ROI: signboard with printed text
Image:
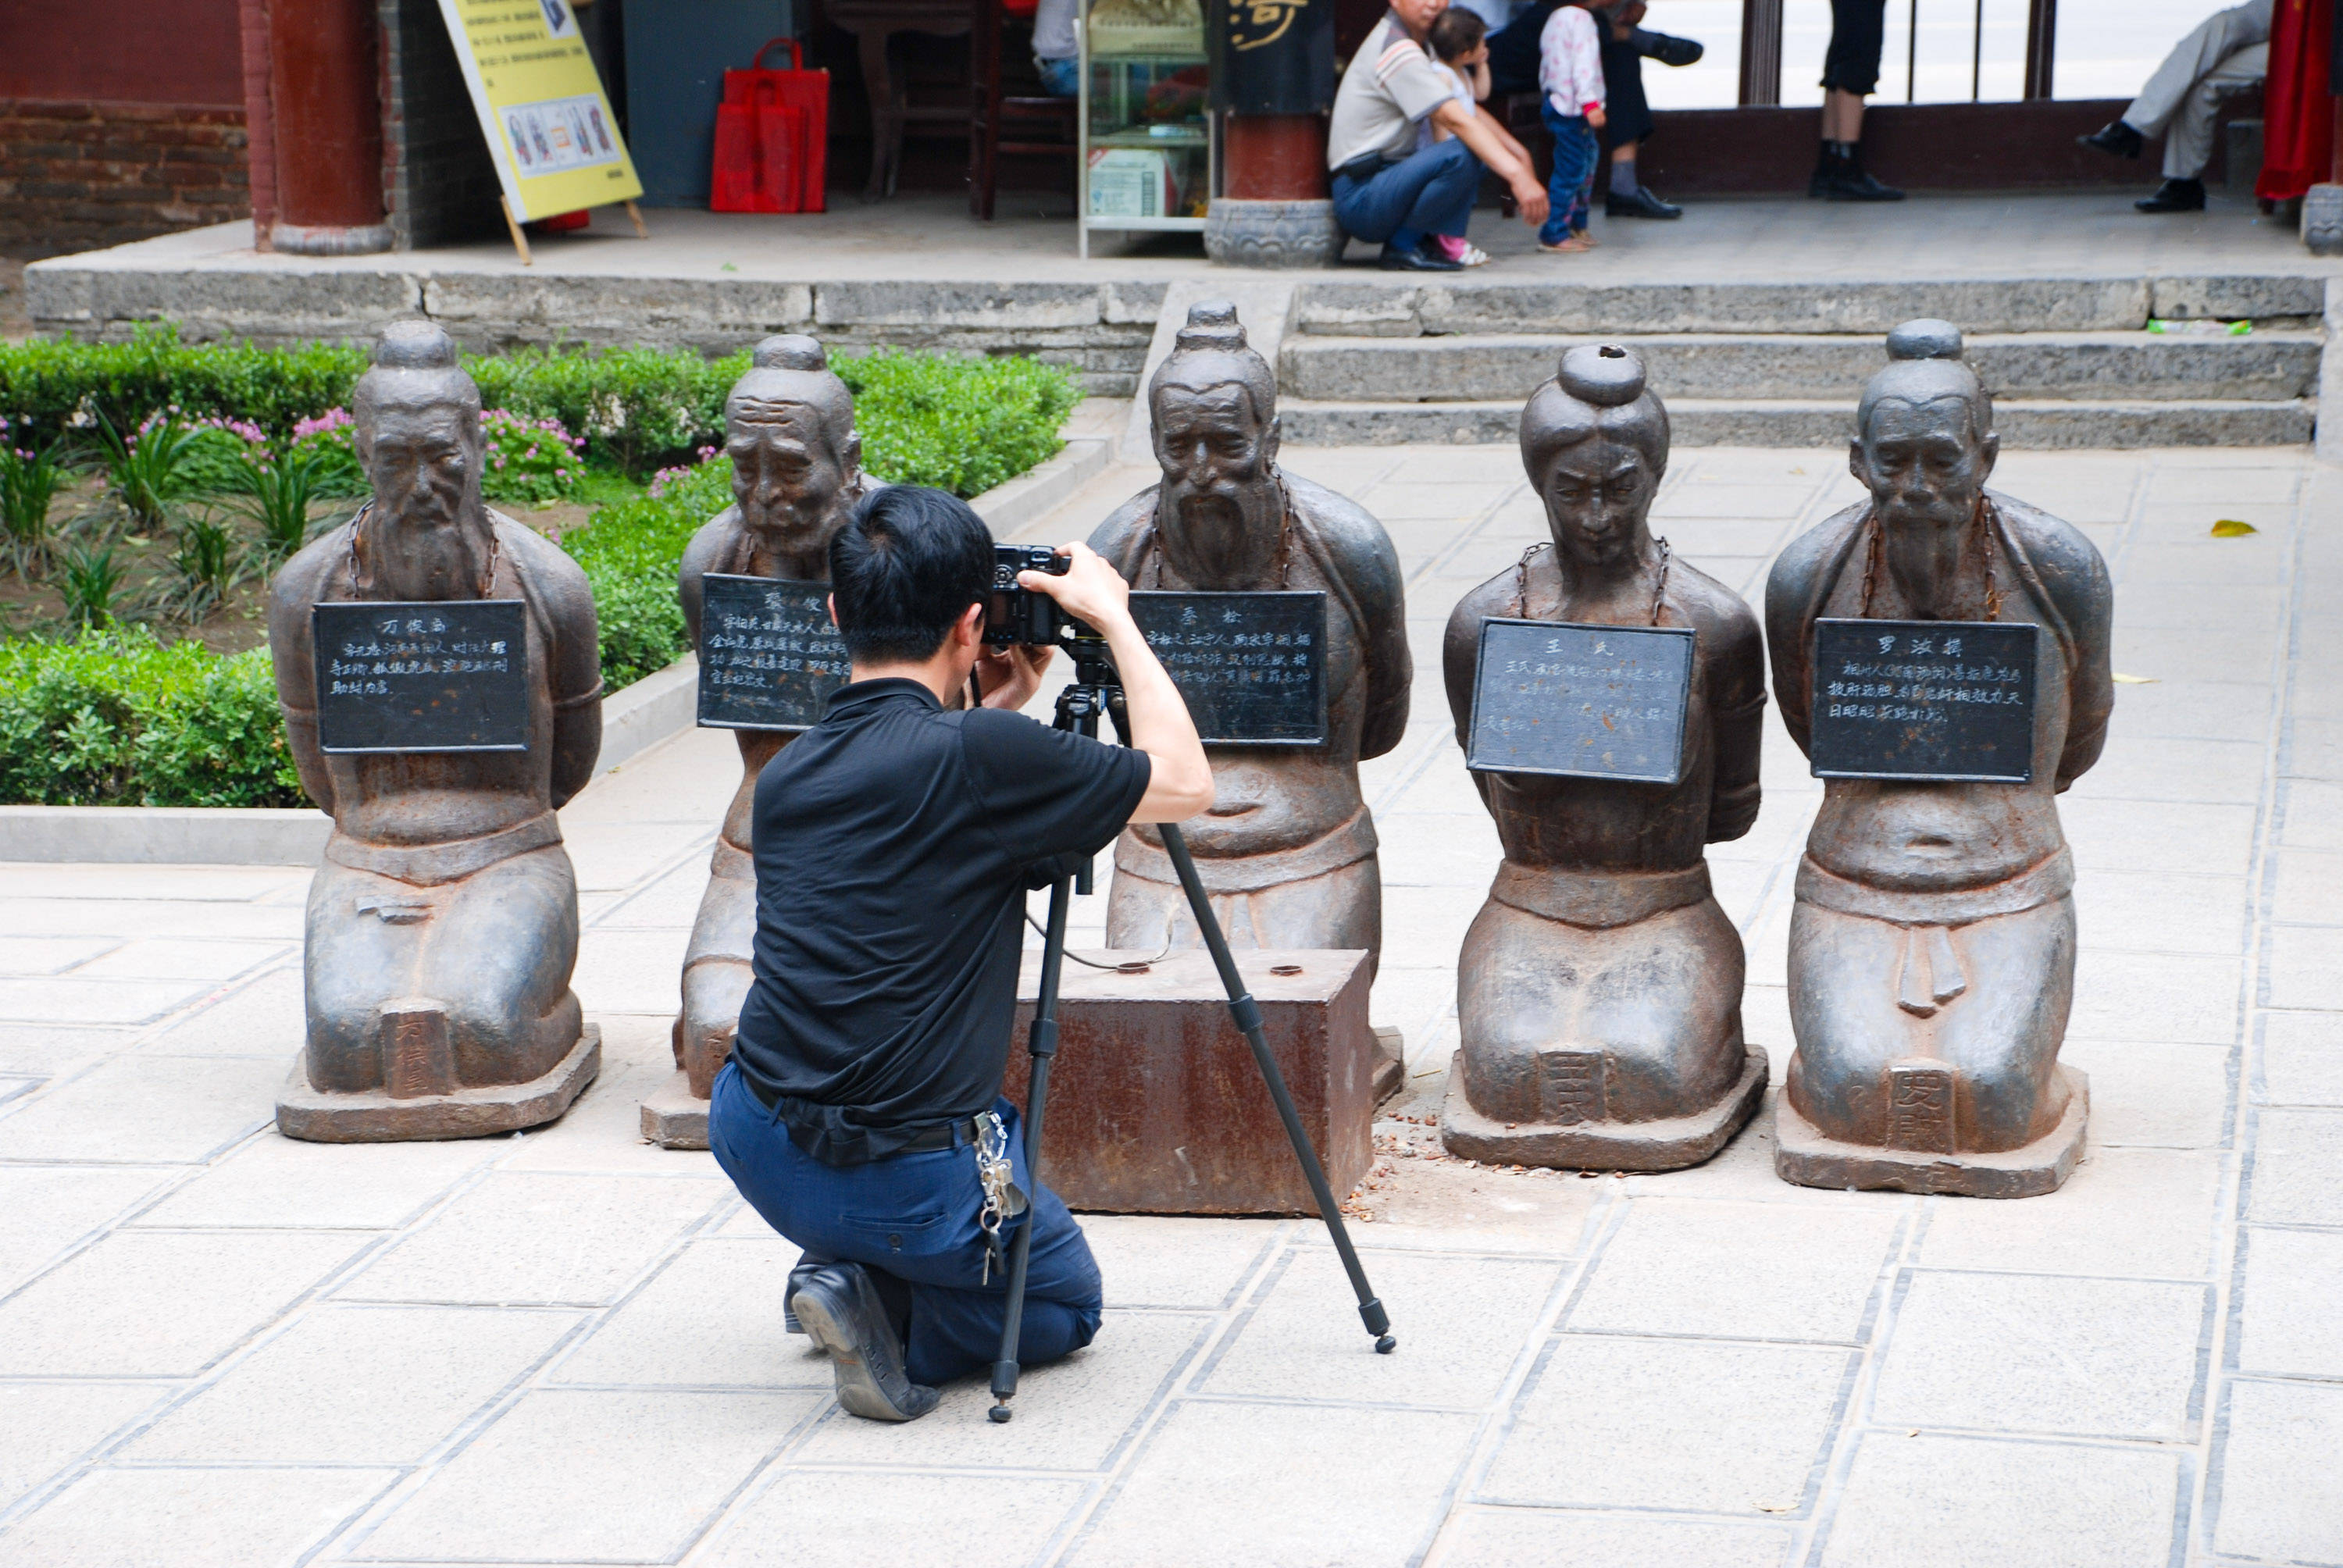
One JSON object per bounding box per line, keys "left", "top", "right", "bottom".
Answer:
{"left": 434, "top": 0, "right": 643, "bottom": 222}
{"left": 1806, "top": 619, "right": 2039, "bottom": 783}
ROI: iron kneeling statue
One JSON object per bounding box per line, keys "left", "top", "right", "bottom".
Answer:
{"left": 1764, "top": 320, "right": 2113, "bottom": 1196}
{"left": 1440, "top": 344, "right": 1769, "bottom": 1171}
{"left": 270, "top": 320, "right": 604, "bottom": 1141}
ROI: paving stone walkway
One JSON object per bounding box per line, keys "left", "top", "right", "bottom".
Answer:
{"left": 0, "top": 441, "right": 2337, "bottom": 1567}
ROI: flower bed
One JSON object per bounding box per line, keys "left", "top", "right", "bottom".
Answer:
{"left": 0, "top": 332, "right": 1084, "bottom": 804}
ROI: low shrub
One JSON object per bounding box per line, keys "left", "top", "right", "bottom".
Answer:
{"left": 562, "top": 457, "right": 731, "bottom": 691}
{"left": 0, "top": 629, "right": 301, "bottom": 806}
{"left": 837, "top": 350, "right": 1080, "bottom": 498}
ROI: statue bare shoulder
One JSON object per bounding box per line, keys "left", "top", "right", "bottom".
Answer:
{"left": 678, "top": 504, "right": 747, "bottom": 646}
{"left": 1441, "top": 570, "right": 1521, "bottom": 743}
{"left": 1764, "top": 500, "right": 1868, "bottom": 752}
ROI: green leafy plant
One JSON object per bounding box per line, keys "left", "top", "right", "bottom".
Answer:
{"left": 55, "top": 542, "right": 129, "bottom": 629}
{"left": 837, "top": 350, "right": 1079, "bottom": 497}
{"left": 0, "top": 627, "right": 301, "bottom": 806}
{"left": 561, "top": 458, "right": 731, "bottom": 690}
{"left": 0, "top": 433, "right": 68, "bottom": 574}
{"left": 165, "top": 510, "right": 241, "bottom": 623}
{"left": 238, "top": 447, "right": 331, "bottom": 564}
{"left": 93, "top": 411, "right": 202, "bottom": 530}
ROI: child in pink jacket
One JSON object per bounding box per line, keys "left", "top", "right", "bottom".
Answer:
{"left": 1537, "top": 0, "right": 1610, "bottom": 251}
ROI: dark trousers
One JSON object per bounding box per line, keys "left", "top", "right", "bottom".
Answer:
{"left": 1822, "top": 0, "right": 1887, "bottom": 94}
{"left": 1487, "top": 0, "right": 1555, "bottom": 96}
{"left": 1541, "top": 102, "right": 1599, "bottom": 242}
{"left": 1330, "top": 137, "right": 1484, "bottom": 252}
{"left": 708, "top": 1061, "right": 1103, "bottom": 1386}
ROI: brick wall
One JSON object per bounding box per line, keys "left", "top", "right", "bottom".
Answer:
{"left": 0, "top": 100, "right": 248, "bottom": 259}
{"left": 380, "top": 0, "right": 502, "bottom": 250}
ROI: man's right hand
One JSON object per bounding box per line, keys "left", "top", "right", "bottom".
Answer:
{"left": 1019, "top": 541, "right": 1132, "bottom": 631}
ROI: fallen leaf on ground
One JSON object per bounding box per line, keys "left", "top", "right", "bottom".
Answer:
{"left": 2211, "top": 519, "right": 2258, "bottom": 537}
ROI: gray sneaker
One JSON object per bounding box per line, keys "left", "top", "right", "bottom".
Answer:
{"left": 790, "top": 1263, "right": 940, "bottom": 1423}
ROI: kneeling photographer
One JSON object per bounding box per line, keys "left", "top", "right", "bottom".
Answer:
{"left": 710, "top": 484, "right": 1213, "bottom": 1423}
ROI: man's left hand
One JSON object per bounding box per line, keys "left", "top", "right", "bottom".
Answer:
{"left": 975, "top": 640, "right": 1054, "bottom": 710}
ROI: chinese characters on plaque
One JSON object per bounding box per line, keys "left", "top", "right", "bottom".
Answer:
{"left": 696, "top": 573, "right": 851, "bottom": 731}
{"left": 1807, "top": 618, "right": 2038, "bottom": 782}
{"left": 312, "top": 600, "right": 530, "bottom": 753}
{"left": 1128, "top": 590, "right": 1328, "bottom": 744}
{"left": 1465, "top": 618, "right": 1695, "bottom": 786}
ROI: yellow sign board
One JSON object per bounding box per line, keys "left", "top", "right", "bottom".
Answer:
{"left": 436, "top": 0, "right": 643, "bottom": 222}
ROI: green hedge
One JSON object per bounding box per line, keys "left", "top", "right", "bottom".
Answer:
{"left": 0, "top": 629, "right": 302, "bottom": 807}
{"left": 0, "top": 326, "right": 1079, "bottom": 487}
{"left": 562, "top": 460, "right": 733, "bottom": 692}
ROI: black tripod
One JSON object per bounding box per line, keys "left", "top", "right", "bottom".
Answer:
{"left": 989, "top": 637, "right": 1395, "bottom": 1424}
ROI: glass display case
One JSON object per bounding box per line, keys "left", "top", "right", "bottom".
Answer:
{"left": 1075, "top": 5, "right": 1213, "bottom": 257}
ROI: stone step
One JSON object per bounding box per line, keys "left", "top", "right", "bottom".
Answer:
{"left": 1281, "top": 331, "right": 2323, "bottom": 404}
{"left": 1287, "top": 274, "right": 2329, "bottom": 337}
{"left": 1278, "top": 397, "right": 2316, "bottom": 449}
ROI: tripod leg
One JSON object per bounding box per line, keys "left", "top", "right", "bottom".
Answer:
{"left": 1157, "top": 823, "right": 1395, "bottom": 1352}
{"left": 990, "top": 873, "right": 1074, "bottom": 1422}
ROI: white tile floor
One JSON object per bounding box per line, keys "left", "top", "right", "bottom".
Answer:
{"left": 0, "top": 440, "right": 2335, "bottom": 1565}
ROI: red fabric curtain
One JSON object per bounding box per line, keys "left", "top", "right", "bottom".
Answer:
{"left": 2258, "top": 0, "right": 2336, "bottom": 201}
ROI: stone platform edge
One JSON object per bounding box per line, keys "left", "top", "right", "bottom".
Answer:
{"left": 0, "top": 437, "right": 1110, "bottom": 868}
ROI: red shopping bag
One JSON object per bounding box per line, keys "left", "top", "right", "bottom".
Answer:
{"left": 719, "top": 37, "right": 829, "bottom": 214}
{"left": 711, "top": 98, "right": 805, "bottom": 212}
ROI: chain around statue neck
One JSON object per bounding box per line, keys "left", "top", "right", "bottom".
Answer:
{"left": 1857, "top": 495, "right": 1999, "bottom": 622}
{"left": 344, "top": 502, "right": 501, "bottom": 600}
{"left": 1145, "top": 474, "right": 1294, "bottom": 590}
{"left": 1511, "top": 536, "right": 1671, "bottom": 627}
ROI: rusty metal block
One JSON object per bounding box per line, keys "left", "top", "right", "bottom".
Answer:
{"left": 1004, "top": 948, "right": 1373, "bottom": 1216}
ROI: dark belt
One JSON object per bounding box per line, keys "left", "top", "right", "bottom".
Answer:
{"left": 1332, "top": 151, "right": 1390, "bottom": 184}
{"left": 740, "top": 1067, "right": 987, "bottom": 1157}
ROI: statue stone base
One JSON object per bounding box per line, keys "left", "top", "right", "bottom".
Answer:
{"left": 1203, "top": 198, "right": 1345, "bottom": 268}
{"left": 641, "top": 1069, "right": 711, "bottom": 1149}
{"left": 1774, "top": 1062, "right": 2088, "bottom": 1199}
{"left": 276, "top": 1024, "right": 600, "bottom": 1143}
{"left": 1439, "top": 1046, "right": 1767, "bottom": 1171}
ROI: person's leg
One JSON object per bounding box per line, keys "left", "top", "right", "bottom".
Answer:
{"left": 1331, "top": 141, "right": 1479, "bottom": 255}
{"left": 2125, "top": 1, "right": 2274, "bottom": 138}
{"left": 2161, "top": 42, "right": 2268, "bottom": 180}
{"left": 1035, "top": 55, "right": 1079, "bottom": 95}
{"left": 1539, "top": 102, "right": 1594, "bottom": 244}
{"left": 897, "top": 1178, "right": 1103, "bottom": 1385}
{"left": 1409, "top": 136, "right": 1484, "bottom": 241}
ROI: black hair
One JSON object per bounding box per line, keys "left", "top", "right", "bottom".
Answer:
{"left": 828, "top": 484, "right": 993, "bottom": 665}
{"left": 1430, "top": 7, "right": 1485, "bottom": 59}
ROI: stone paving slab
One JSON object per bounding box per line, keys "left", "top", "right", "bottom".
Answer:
{"left": 0, "top": 444, "right": 2335, "bottom": 1564}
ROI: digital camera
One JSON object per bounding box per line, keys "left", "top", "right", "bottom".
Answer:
{"left": 985, "top": 545, "right": 1071, "bottom": 647}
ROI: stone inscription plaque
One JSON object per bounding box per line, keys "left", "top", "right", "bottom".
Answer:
{"left": 1465, "top": 618, "right": 1694, "bottom": 786}
{"left": 1809, "top": 618, "right": 2037, "bottom": 783}
{"left": 697, "top": 573, "right": 850, "bottom": 732}
{"left": 313, "top": 600, "right": 529, "bottom": 754}
{"left": 1129, "top": 590, "right": 1328, "bottom": 746}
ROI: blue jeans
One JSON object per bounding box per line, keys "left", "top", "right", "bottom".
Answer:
{"left": 1540, "top": 102, "right": 1599, "bottom": 244}
{"left": 709, "top": 1061, "right": 1104, "bottom": 1385}
{"left": 1036, "top": 55, "right": 1079, "bottom": 96}
{"left": 1330, "top": 137, "right": 1484, "bottom": 254}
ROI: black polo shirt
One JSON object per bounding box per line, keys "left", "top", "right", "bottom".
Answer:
{"left": 733, "top": 677, "right": 1151, "bottom": 1164}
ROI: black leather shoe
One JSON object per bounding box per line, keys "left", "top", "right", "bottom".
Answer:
{"left": 1378, "top": 241, "right": 1462, "bottom": 272}
{"left": 1819, "top": 162, "right": 1905, "bottom": 201}
{"left": 1635, "top": 28, "right": 1703, "bottom": 66}
{"left": 2136, "top": 176, "right": 2206, "bottom": 212}
{"left": 783, "top": 1257, "right": 829, "bottom": 1335}
{"left": 791, "top": 1263, "right": 940, "bottom": 1422}
{"left": 1606, "top": 186, "right": 1681, "bottom": 219}
{"left": 2078, "top": 120, "right": 2144, "bottom": 160}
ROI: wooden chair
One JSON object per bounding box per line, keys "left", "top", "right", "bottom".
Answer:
{"left": 967, "top": 0, "right": 1079, "bottom": 219}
